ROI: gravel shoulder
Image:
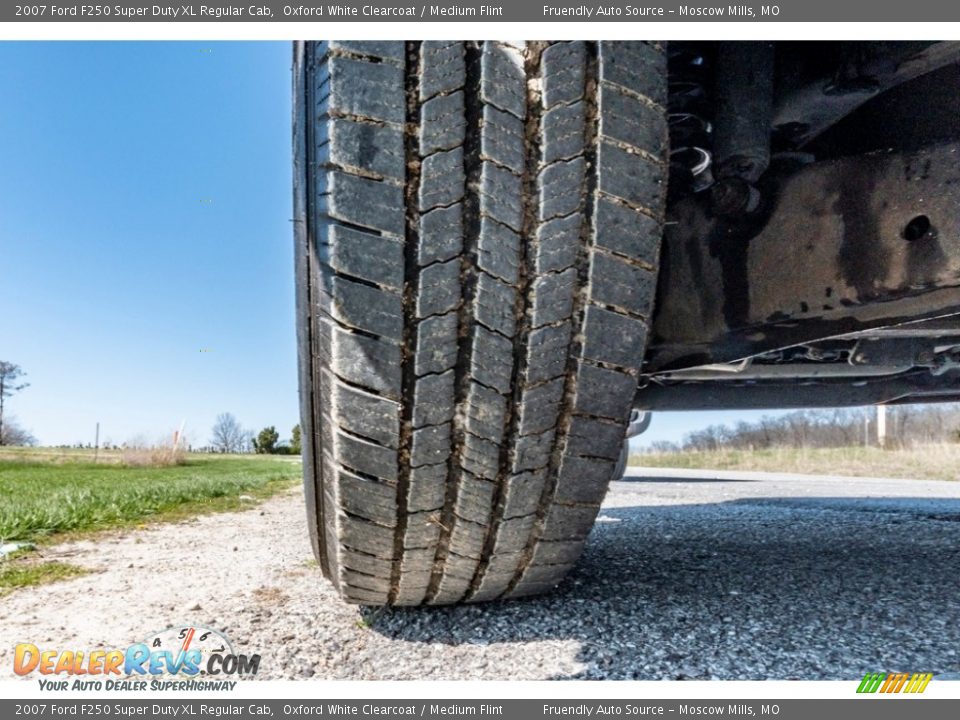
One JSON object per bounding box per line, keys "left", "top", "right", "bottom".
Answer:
{"left": 2, "top": 469, "right": 959, "bottom": 680}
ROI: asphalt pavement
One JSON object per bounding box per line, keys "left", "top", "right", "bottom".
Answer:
{"left": 340, "top": 467, "right": 960, "bottom": 680}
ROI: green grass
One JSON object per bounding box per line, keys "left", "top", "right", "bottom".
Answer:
{"left": 631, "top": 444, "right": 960, "bottom": 481}
{"left": 0, "top": 561, "right": 89, "bottom": 596}
{"left": 0, "top": 454, "right": 301, "bottom": 543}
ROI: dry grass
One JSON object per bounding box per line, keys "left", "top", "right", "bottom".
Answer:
{"left": 120, "top": 444, "right": 186, "bottom": 467}
{"left": 631, "top": 443, "right": 960, "bottom": 481}
{"left": 0, "top": 444, "right": 188, "bottom": 467}
{"left": 0, "top": 447, "right": 125, "bottom": 465}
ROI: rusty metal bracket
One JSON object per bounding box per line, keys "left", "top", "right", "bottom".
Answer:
{"left": 647, "top": 141, "right": 960, "bottom": 373}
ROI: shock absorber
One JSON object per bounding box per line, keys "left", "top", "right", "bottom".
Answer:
{"left": 710, "top": 42, "right": 775, "bottom": 216}
{"left": 668, "top": 43, "right": 714, "bottom": 194}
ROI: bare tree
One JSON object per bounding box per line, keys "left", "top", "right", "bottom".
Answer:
{"left": 667, "top": 404, "right": 960, "bottom": 454}
{"left": 211, "top": 412, "right": 244, "bottom": 453}
{"left": 648, "top": 440, "right": 680, "bottom": 453}
{"left": 0, "top": 415, "right": 36, "bottom": 446}
{"left": 828, "top": 408, "right": 858, "bottom": 446}
{"left": 0, "top": 361, "right": 30, "bottom": 446}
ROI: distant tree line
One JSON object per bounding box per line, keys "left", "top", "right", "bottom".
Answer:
{"left": 208, "top": 412, "right": 301, "bottom": 455}
{"left": 0, "top": 360, "right": 305, "bottom": 456}
{"left": 644, "top": 404, "right": 960, "bottom": 454}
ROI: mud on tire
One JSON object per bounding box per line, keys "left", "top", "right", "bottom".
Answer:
{"left": 293, "top": 41, "right": 668, "bottom": 605}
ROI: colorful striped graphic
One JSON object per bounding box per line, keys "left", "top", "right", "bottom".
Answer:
{"left": 857, "top": 672, "right": 933, "bottom": 694}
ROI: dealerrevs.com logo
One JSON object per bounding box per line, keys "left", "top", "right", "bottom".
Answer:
{"left": 14, "top": 625, "right": 260, "bottom": 691}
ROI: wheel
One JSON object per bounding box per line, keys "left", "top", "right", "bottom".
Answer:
{"left": 612, "top": 410, "right": 653, "bottom": 480}
{"left": 293, "top": 40, "right": 668, "bottom": 605}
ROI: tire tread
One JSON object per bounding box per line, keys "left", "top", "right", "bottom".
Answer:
{"left": 295, "top": 41, "right": 667, "bottom": 605}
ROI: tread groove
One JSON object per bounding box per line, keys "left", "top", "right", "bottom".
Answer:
{"left": 423, "top": 41, "right": 480, "bottom": 605}
{"left": 389, "top": 41, "right": 423, "bottom": 605}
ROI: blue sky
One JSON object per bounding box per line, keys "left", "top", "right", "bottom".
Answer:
{"left": 0, "top": 40, "right": 784, "bottom": 450}
{"left": 0, "top": 42, "right": 297, "bottom": 447}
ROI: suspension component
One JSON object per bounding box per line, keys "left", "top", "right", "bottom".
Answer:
{"left": 711, "top": 42, "right": 775, "bottom": 216}
{"left": 668, "top": 44, "right": 714, "bottom": 194}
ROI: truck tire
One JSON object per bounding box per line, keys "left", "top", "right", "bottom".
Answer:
{"left": 293, "top": 40, "right": 667, "bottom": 605}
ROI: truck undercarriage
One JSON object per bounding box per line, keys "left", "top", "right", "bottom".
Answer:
{"left": 639, "top": 41, "right": 960, "bottom": 411}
